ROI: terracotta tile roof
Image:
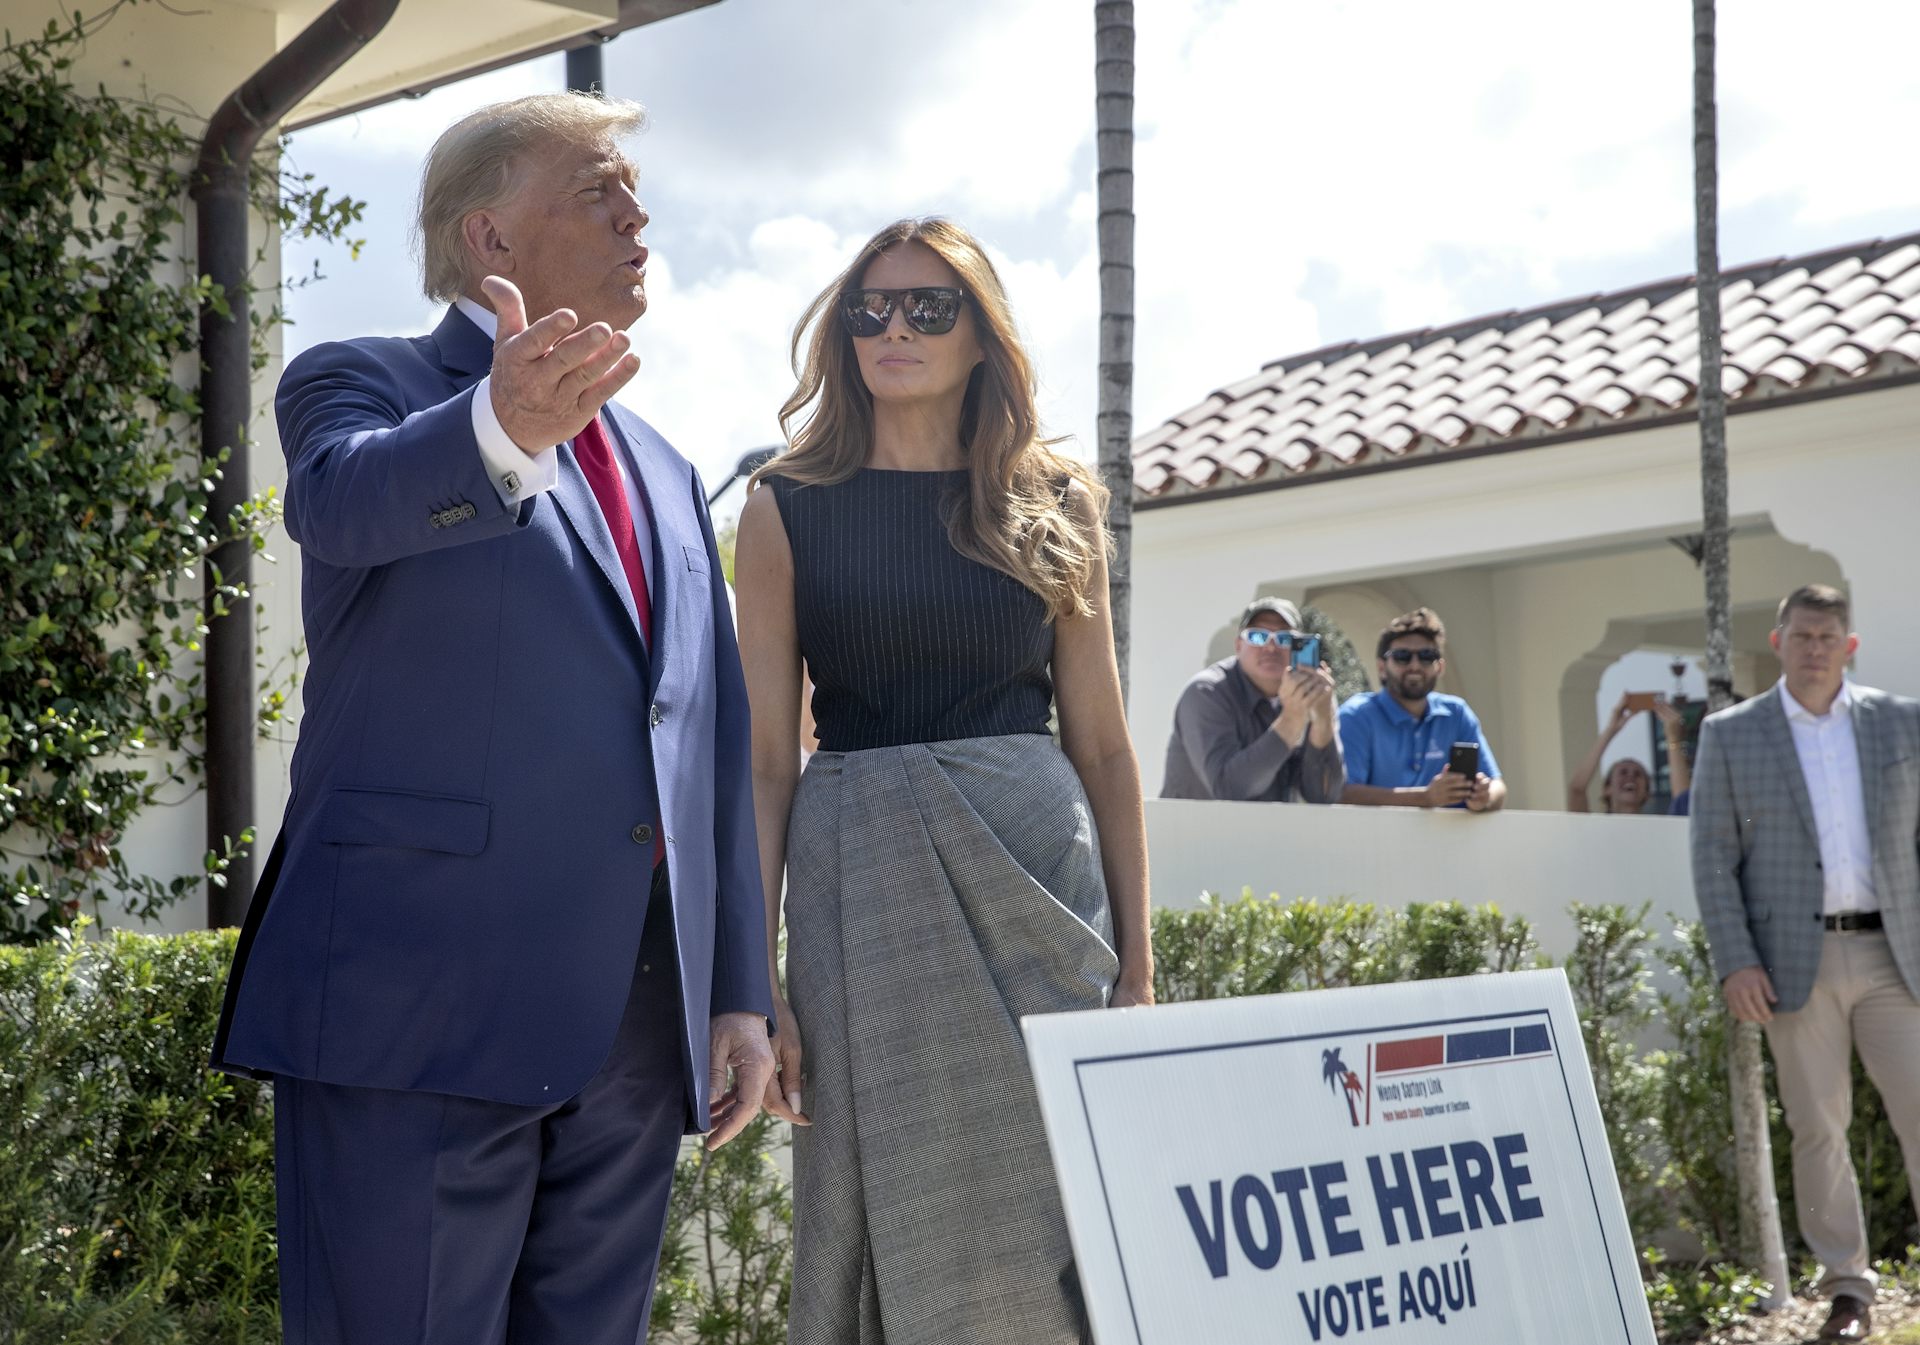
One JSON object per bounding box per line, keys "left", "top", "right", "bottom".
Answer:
{"left": 1134, "top": 232, "right": 1920, "bottom": 503}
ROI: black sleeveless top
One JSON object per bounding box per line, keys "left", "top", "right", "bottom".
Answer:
{"left": 766, "top": 470, "right": 1055, "bottom": 752}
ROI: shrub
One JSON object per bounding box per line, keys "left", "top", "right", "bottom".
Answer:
{"left": 0, "top": 929, "right": 797, "bottom": 1344}
{"left": 654, "top": 1114, "right": 792, "bottom": 1345}
{"left": 0, "top": 929, "right": 276, "bottom": 1344}
{"left": 1151, "top": 889, "right": 1536, "bottom": 1002}
{"left": 1650, "top": 920, "right": 1743, "bottom": 1256}
{"left": 18, "top": 897, "right": 1906, "bottom": 1344}
{"left": 1564, "top": 902, "right": 1664, "bottom": 1243}
{"left": 1641, "top": 1248, "right": 1764, "bottom": 1341}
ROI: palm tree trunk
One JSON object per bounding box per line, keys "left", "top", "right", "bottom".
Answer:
{"left": 1095, "top": 0, "right": 1134, "bottom": 707}
{"left": 1694, "top": 0, "right": 1790, "bottom": 1305}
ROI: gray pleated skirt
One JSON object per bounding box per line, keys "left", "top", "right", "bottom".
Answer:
{"left": 784, "top": 733, "right": 1118, "bottom": 1345}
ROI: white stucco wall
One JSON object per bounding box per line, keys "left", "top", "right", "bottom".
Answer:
{"left": 1145, "top": 800, "right": 1697, "bottom": 966}
{"left": 1130, "top": 384, "right": 1920, "bottom": 813}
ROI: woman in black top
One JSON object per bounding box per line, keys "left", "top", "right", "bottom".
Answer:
{"left": 734, "top": 218, "right": 1153, "bottom": 1345}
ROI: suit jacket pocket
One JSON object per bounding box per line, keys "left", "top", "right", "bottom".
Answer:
{"left": 683, "top": 543, "right": 708, "bottom": 574}
{"left": 315, "top": 787, "right": 492, "bottom": 855}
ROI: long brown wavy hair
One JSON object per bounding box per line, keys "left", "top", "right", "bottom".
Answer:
{"left": 751, "top": 217, "right": 1110, "bottom": 620}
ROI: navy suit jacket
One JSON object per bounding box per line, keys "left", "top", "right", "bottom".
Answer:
{"left": 212, "top": 307, "right": 772, "bottom": 1117}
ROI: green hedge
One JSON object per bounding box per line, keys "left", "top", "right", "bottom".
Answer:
{"left": 0, "top": 930, "right": 789, "bottom": 1344}
{"left": 0, "top": 931, "right": 274, "bottom": 1344}
{"left": 4, "top": 900, "right": 1908, "bottom": 1342}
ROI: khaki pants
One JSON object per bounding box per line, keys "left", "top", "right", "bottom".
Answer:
{"left": 1765, "top": 931, "right": 1920, "bottom": 1304}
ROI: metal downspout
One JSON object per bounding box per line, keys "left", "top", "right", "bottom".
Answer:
{"left": 193, "top": 0, "right": 400, "bottom": 927}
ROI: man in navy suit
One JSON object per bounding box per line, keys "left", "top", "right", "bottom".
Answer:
{"left": 212, "top": 92, "right": 775, "bottom": 1345}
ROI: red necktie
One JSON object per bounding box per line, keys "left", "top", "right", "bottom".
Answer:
{"left": 573, "top": 415, "right": 653, "bottom": 645}
{"left": 574, "top": 414, "right": 664, "bottom": 866}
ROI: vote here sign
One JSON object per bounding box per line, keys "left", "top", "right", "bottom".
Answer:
{"left": 1023, "top": 968, "right": 1654, "bottom": 1345}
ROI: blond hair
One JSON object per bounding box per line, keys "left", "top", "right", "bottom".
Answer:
{"left": 752, "top": 218, "right": 1110, "bottom": 620}
{"left": 415, "top": 92, "right": 648, "bottom": 303}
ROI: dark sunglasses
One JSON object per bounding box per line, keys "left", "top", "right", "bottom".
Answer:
{"left": 1385, "top": 648, "right": 1442, "bottom": 665}
{"left": 839, "top": 287, "right": 967, "bottom": 338}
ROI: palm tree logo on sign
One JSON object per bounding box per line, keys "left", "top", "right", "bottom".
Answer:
{"left": 1321, "top": 1047, "right": 1365, "bottom": 1128}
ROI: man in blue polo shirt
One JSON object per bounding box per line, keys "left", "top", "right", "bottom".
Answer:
{"left": 1338, "top": 607, "right": 1507, "bottom": 812}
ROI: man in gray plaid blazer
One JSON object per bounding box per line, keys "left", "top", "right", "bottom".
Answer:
{"left": 1692, "top": 584, "right": 1920, "bottom": 1342}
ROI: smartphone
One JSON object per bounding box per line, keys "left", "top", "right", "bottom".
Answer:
{"left": 1289, "top": 634, "right": 1322, "bottom": 670}
{"left": 1623, "top": 691, "right": 1658, "bottom": 713}
{"left": 1448, "top": 742, "right": 1481, "bottom": 778}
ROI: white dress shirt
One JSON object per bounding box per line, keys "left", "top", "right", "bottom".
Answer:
{"left": 1781, "top": 679, "right": 1877, "bottom": 915}
{"left": 454, "top": 299, "right": 653, "bottom": 605}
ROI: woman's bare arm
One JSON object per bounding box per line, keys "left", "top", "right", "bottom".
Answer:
{"left": 733, "top": 484, "right": 809, "bottom": 1122}
{"left": 1053, "top": 485, "right": 1154, "bottom": 1006}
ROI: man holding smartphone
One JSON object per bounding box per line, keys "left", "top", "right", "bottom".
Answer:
{"left": 1337, "top": 607, "right": 1506, "bottom": 812}
{"left": 1161, "top": 597, "right": 1345, "bottom": 803}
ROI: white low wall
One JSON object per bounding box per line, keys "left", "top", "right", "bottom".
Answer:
{"left": 1146, "top": 799, "right": 1698, "bottom": 961}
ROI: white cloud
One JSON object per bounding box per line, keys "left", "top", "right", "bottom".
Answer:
{"left": 805, "top": 1, "right": 1091, "bottom": 222}
{"left": 619, "top": 217, "right": 861, "bottom": 497}
{"left": 1113, "top": 0, "right": 1920, "bottom": 431}
{"left": 285, "top": 0, "right": 1920, "bottom": 497}
{"left": 1716, "top": 3, "right": 1920, "bottom": 231}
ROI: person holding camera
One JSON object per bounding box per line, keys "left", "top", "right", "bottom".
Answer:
{"left": 1160, "top": 597, "right": 1344, "bottom": 802}
{"left": 1566, "top": 691, "right": 1693, "bottom": 814}
{"left": 1338, "top": 607, "right": 1505, "bottom": 812}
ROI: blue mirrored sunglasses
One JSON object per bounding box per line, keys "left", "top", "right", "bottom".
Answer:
{"left": 1239, "top": 628, "right": 1295, "bottom": 648}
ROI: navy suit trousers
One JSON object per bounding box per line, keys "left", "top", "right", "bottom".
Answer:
{"left": 273, "top": 868, "right": 688, "bottom": 1345}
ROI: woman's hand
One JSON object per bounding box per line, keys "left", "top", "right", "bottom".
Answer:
{"left": 1653, "top": 698, "right": 1686, "bottom": 736}
{"left": 764, "top": 991, "right": 811, "bottom": 1126}
{"left": 1110, "top": 969, "right": 1156, "bottom": 1008}
{"left": 1604, "top": 692, "right": 1636, "bottom": 737}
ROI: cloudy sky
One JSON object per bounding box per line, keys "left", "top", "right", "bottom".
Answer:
{"left": 283, "top": 0, "right": 1920, "bottom": 521}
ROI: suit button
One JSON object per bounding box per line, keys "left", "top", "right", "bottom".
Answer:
{"left": 650, "top": 704, "right": 664, "bottom": 728}
{"left": 632, "top": 823, "right": 654, "bottom": 846}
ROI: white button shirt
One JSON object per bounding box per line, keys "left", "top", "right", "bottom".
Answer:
{"left": 454, "top": 298, "right": 653, "bottom": 605}
{"left": 1780, "top": 679, "right": 1877, "bottom": 915}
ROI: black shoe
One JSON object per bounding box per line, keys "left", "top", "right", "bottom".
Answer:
{"left": 1816, "top": 1295, "right": 1870, "bottom": 1341}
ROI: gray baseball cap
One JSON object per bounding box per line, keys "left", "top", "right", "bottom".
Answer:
{"left": 1237, "top": 597, "right": 1302, "bottom": 630}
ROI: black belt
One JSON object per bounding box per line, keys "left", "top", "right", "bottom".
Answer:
{"left": 1824, "top": 911, "right": 1883, "bottom": 932}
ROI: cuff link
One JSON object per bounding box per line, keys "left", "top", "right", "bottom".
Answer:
{"left": 500, "top": 470, "right": 521, "bottom": 496}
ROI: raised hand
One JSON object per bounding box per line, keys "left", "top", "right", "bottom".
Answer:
{"left": 1272, "top": 668, "right": 1316, "bottom": 746}
{"left": 1652, "top": 698, "right": 1686, "bottom": 734}
{"left": 482, "top": 275, "right": 642, "bottom": 454}
{"left": 1302, "top": 665, "right": 1337, "bottom": 722}
{"left": 1605, "top": 692, "right": 1637, "bottom": 736}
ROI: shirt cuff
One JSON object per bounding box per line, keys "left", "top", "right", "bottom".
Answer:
{"left": 471, "top": 376, "right": 559, "bottom": 508}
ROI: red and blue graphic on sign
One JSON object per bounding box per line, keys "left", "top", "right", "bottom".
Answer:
{"left": 1329, "top": 1022, "right": 1555, "bottom": 1127}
